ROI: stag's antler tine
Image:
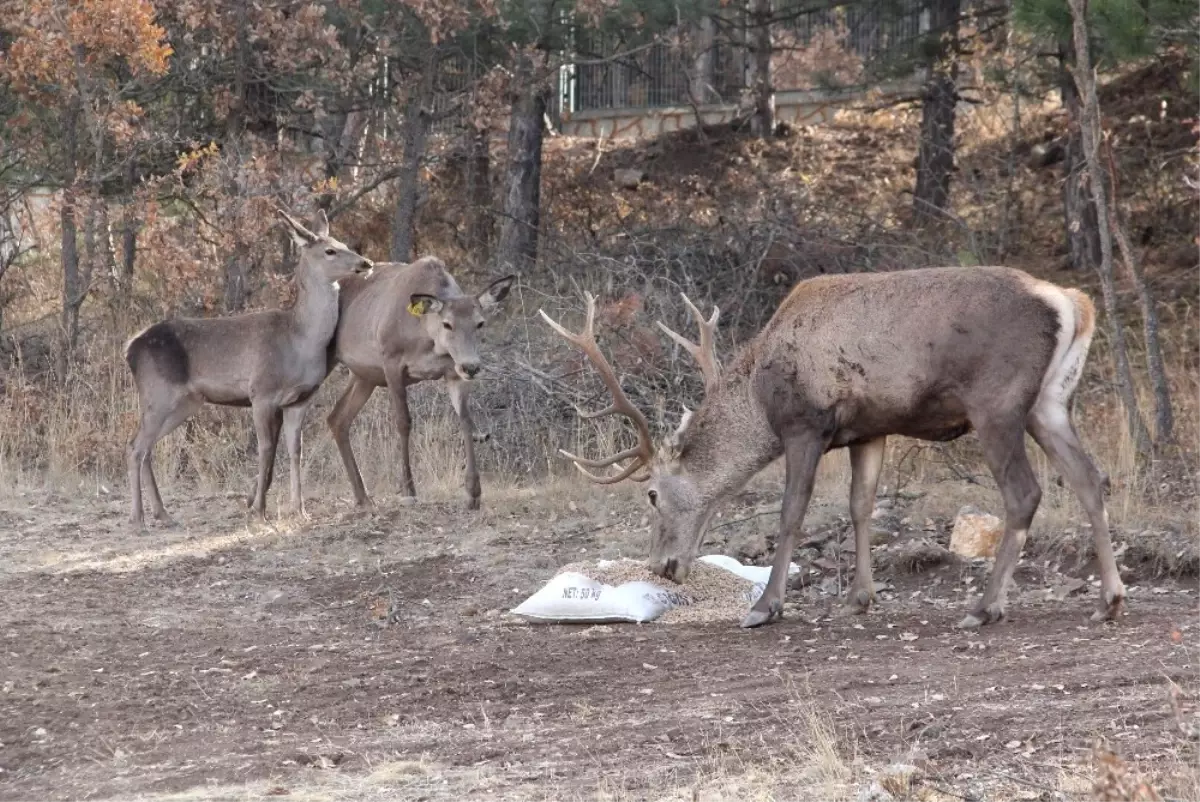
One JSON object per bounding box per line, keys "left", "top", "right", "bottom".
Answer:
{"left": 681, "top": 291, "right": 715, "bottom": 328}
{"left": 558, "top": 445, "right": 644, "bottom": 469}
{"left": 560, "top": 453, "right": 650, "bottom": 485}
{"left": 657, "top": 294, "right": 722, "bottom": 392}
{"left": 576, "top": 403, "right": 619, "bottom": 420}
{"left": 542, "top": 293, "right": 656, "bottom": 485}
{"left": 655, "top": 320, "right": 695, "bottom": 351}
{"left": 537, "top": 309, "right": 582, "bottom": 345}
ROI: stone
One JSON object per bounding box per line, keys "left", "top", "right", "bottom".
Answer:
{"left": 856, "top": 782, "right": 892, "bottom": 802}
{"left": 949, "top": 506, "right": 1003, "bottom": 559}
{"left": 614, "top": 168, "right": 645, "bottom": 189}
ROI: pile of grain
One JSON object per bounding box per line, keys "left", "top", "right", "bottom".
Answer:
{"left": 556, "top": 558, "right": 760, "bottom": 624}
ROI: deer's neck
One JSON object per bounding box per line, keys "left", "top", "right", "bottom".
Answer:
{"left": 681, "top": 369, "right": 782, "bottom": 503}
{"left": 289, "top": 266, "right": 342, "bottom": 354}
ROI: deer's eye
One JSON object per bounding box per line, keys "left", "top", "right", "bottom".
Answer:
{"left": 476, "top": 321, "right": 484, "bottom": 329}
{"left": 443, "top": 321, "right": 453, "bottom": 331}
{"left": 325, "top": 247, "right": 336, "bottom": 256}
{"left": 647, "top": 489, "right": 658, "bottom": 507}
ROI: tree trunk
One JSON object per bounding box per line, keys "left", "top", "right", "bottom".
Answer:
{"left": 60, "top": 103, "right": 84, "bottom": 367}
{"left": 390, "top": 107, "right": 432, "bottom": 262}
{"left": 1109, "top": 164, "right": 1174, "bottom": 444}
{"left": 223, "top": 252, "right": 247, "bottom": 312}
{"left": 494, "top": 57, "right": 548, "bottom": 274}
{"left": 1058, "top": 40, "right": 1101, "bottom": 271}
{"left": 913, "top": 0, "right": 961, "bottom": 222}
{"left": 464, "top": 127, "right": 493, "bottom": 264}
{"left": 1065, "top": 0, "right": 1152, "bottom": 458}
{"left": 390, "top": 61, "right": 436, "bottom": 263}
{"left": 748, "top": 0, "right": 775, "bottom": 138}
{"left": 120, "top": 155, "right": 138, "bottom": 300}
{"left": 691, "top": 16, "right": 715, "bottom": 104}
{"left": 60, "top": 196, "right": 83, "bottom": 353}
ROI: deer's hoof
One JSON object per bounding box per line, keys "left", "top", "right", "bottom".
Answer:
{"left": 128, "top": 519, "right": 149, "bottom": 535}
{"left": 837, "top": 587, "right": 874, "bottom": 617}
{"left": 740, "top": 600, "right": 783, "bottom": 629}
{"left": 1091, "top": 585, "right": 1125, "bottom": 622}
{"left": 286, "top": 507, "right": 311, "bottom": 522}
{"left": 465, "top": 497, "right": 481, "bottom": 512}
{"left": 958, "top": 602, "right": 1005, "bottom": 630}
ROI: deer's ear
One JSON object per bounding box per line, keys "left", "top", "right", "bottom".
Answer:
{"left": 407, "top": 294, "right": 444, "bottom": 317}
{"left": 313, "top": 208, "right": 330, "bottom": 239}
{"left": 278, "top": 209, "right": 317, "bottom": 247}
{"left": 478, "top": 274, "right": 515, "bottom": 314}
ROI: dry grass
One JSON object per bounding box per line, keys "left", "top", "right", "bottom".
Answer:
{"left": 0, "top": 59, "right": 1194, "bottom": 570}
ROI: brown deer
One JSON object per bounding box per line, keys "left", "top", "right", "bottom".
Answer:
{"left": 540, "top": 266, "right": 1124, "bottom": 630}
{"left": 324, "top": 257, "right": 514, "bottom": 510}
{"left": 125, "top": 209, "right": 372, "bottom": 529}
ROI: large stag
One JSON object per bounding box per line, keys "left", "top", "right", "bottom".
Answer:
{"left": 541, "top": 267, "right": 1124, "bottom": 629}
{"left": 324, "top": 257, "right": 514, "bottom": 510}
{"left": 125, "top": 210, "right": 372, "bottom": 528}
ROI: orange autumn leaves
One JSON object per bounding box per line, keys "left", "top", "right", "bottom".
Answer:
{"left": 2, "top": 0, "right": 172, "bottom": 100}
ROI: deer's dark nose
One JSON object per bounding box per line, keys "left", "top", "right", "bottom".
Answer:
{"left": 461, "top": 363, "right": 481, "bottom": 379}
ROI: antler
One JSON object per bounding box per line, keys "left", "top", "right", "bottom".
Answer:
{"left": 656, "top": 293, "right": 721, "bottom": 392}
{"left": 539, "top": 293, "right": 655, "bottom": 484}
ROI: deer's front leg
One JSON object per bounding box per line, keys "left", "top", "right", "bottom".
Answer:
{"left": 447, "top": 377, "right": 481, "bottom": 511}
{"left": 383, "top": 365, "right": 417, "bottom": 501}
{"left": 841, "top": 436, "right": 886, "bottom": 615}
{"left": 249, "top": 402, "right": 283, "bottom": 520}
{"left": 282, "top": 403, "right": 309, "bottom": 519}
{"left": 742, "top": 434, "right": 826, "bottom": 629}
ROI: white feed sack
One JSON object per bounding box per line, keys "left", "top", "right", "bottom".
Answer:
{"left": 510, "top": 555, "right": 800, "bottom": 625}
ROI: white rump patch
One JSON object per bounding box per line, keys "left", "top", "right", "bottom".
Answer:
{"left": 1024, "top": 281, "right": 1086, "bottom": 412}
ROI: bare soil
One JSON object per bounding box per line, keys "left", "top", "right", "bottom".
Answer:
{"left": 1, "top": 481, "right": 1196, "bottom": 802}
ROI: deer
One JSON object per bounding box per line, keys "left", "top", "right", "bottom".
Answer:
{"left": 540, "top": 266, "right": 1125, "bottom": 630}
{"left": 322, "top": 256, "right": 515, "bottom": 510}
{"left": 124, "top": 209, "right": 372, "bottom": 529}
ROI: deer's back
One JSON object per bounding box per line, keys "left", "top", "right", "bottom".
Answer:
{"left": 334, "top": 258, "right": 461, "bottom": 381}
{"left": 128, "top": 311, "right": 294, "bottom": 405}
{"left": 750, "top": 266, "right": 1063, "bottom": 443}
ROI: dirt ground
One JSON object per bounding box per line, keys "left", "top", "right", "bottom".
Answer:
{"left": 1, "top": 474, "right": 1197, "bottom": 802}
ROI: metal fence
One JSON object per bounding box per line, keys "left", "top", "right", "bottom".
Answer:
{"left": 563, "top": 0, "right": 925, "bottom": 114}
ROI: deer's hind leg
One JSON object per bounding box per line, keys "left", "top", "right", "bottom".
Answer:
{"left": 1028, "top": 402, "right": 1124, "bottom": 622}
{"left": 841, "top": 436, "right": 887, "bottom": 615}
{"left": 128, "top": 390, "right": 202, "bottom": 530}
{"left": 327, "top": 376, "right": 376, "bottom": 507}
{"left": 959, "top": 411, "right": 1042, "bottom": 629}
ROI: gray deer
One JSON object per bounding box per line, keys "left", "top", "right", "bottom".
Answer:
{"left": 541, "top": 266, "right": 1124, "bottom": 630}
{"left": 124, "top": 209, "right": 372, "bottom": 528}
{"left": 323, "top": 256, "right": 515, "bottom": 510}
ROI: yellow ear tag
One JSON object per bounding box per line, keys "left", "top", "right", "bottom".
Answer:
{"left": 407, "top": 300, "right": 425, "bottom": 316}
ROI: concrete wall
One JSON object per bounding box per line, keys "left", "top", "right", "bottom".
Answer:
{"left": 559, "top": 80, "right": 920, "bottom": 140}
